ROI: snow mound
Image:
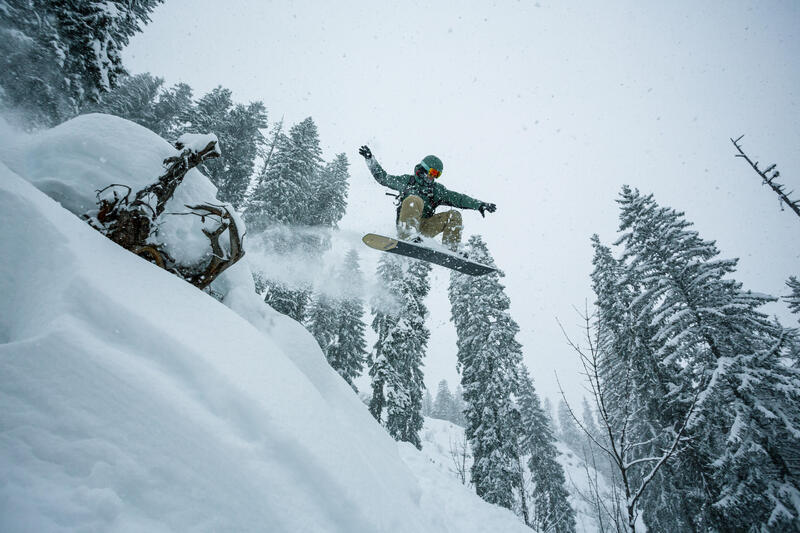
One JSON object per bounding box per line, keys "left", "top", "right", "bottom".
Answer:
{"left": 0, "top": 113, "right": 181, "bottom": 215}
{"left": 0, "top": 114, "right": 529, "bottom": 532}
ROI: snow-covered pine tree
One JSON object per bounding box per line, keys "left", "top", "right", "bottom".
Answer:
{"left": 590, "top": 231, "right": 696, "bottom": 531}
{"left": 432, "top": 380, "right": 454, "bottom": 421}
{"left": 0, "top": 0, "right": 163, "bottom": 126}
{"left": 369, "top": 254, "right": 404, "bottom": 424}
{"left": 556, "top": 399, "right": 582, "bottom": 452}
{"left": 787, "top": 277, "right": 800, "bottom": 319}
{"left": 325, "top": 249, "right": 367, "bottom": 388}
{"left": 245, "top": 117, "right": 325, "bottom": 322}
{"left": 262, "top": 281, "right": 309, "bottom": 323}
{"left": 578, "top": 395, "right": 616, "bottom": 475}
{"left": 422, "top": 389, "right": 434, "bottom": 417}
{"left": 305, "top": 260, "right": 364, "bottom": 391}
{"left": 384, "top": 259, "right": 431, "bottom": 449}
{"left": 518, "top": 366, "right": 576, "bottom": 533}
{"left": 218, "top": 100, "right": 269, "bottom": 208}
{"left": 543, "top": 397, "right": 557, "bottom": 434}
{"left": 614, "top": 186, "right": 800, "bottom": 531}
{"left": 90, "top": 72, "right": 162, "bottom": 131}
{"left": 308, "top": 154, "right": 349, "bottom": 228}
{"left": 786, "top": 277, "right": 800, "bottom": 363}
{"left": 449, "top": 235, "right": 524, "bottom": 510}
{"left": 451, "top": 385, "right": 467, "bottom": 426}
{"left": 246, "top": 116, "right": 323, "bottom": 231}
{"left": 91, "top": 73, "right": 193, "bottom": 139}
{"left": 580, "top": 397, "right": 599, "bottom": 445}
{"left": 305, "top": 287, "right": 338, "bottom": 364}
{"left": 56, "top": 1, "right": 163, "bottom": 102}
{"left": 369, "top": 255, "right": 431, "bottom": 449}
{"left": 182, "top": 86, "right": 268, "bottom": 208}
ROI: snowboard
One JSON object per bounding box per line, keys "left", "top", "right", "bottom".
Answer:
{"left": 362, "top": 233, "right": 497, "bottom": 276}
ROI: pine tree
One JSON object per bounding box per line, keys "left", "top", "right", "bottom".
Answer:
{"left": 325, "top": 250, "right": 367, "bottom": 388}
{"left": 785, "top": 277, "right": 800, "bottom": 364}
{"left": 90, "top": 72, "right": 162, "bottom": 131}
{"left": 432, "top": 379, "right": 454, "bottom": 421}
{"left": 579, "top": 397, "right": 603, "bottom": 456}
{"left": 245, "top": 117, "right": 327, "bottom": 322}
{"left": 304, "top": 258, "right": 365, "bottom": 392}
{"left": 309, "top": 153, "right": 349, "bottom": 227}
{"left": 91, "top": 72, "right": 193, "bottom": 138}
{"left": 305, "top": 288, "right": 338, "bottom": 366}
{"left": 246, "top": 116, "right": 323, "bottom": 231}
{"left": 543, "top": 397, "right": 557, "bottom": 434}
{"left": 369, "top": 254, "right": 405, "bottom": 423}
{"left": 451, "top": 385, "right": 467, "bottom": 426}
{"left": 155, "top": 82, "right": 194, "bottom": 140}
{"left": 384, "top": 259, "right": 430, "bottom": 449}
{"left": 590, "top": 230, "right": 695, "bottom": 532}
{"left": 0, "top": 0, "right": 163, "bottom": 126}
{"left": 787, "top": 277, "right": 800, "bottom": 319}
{"left": 368, "top": 255, "right": 430, "bottom": 449}
{"left": 262, "top": 280, "right": 309, "bottom": 322}
{"left": 449, "top": 235, "right": 524, "bottom": 509}
{"left": 422, "top": 389, "right": 434, "bottom": 417}
{"left": 182, "top": 86, "right": 267, "bottom": 208}
{"left": 557, "top": 399, "right": 582, "bottom": 451}
{"left": 601, "top": 186, "right": 800, "bottom": 531}
{"left": 518, "top": 366, "right": 576, "bottom": 533}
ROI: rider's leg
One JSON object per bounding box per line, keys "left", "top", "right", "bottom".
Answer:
{"left": 420, "top": 209, "right": 463, "bottom": 250}
{"left": 397, "top": 195, "right": 424, "bottom": 239}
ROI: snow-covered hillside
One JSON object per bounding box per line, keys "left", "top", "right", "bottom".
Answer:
{"left": 417, "top": 418, "right": 614, "bottom": 533}
{"left": 0, "top": 114, "right": 529, "bottom": 532}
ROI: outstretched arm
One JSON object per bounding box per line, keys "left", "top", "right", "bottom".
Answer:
{"left": 359, "top": 145, "right": 405, "bottom": 191}
{"left": 440, "top": 186, "right": 497, "bottom": 217}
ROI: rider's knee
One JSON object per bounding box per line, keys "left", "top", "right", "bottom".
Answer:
{"left": 448, "top": 210, "right": 462, "bottom": 225}
{"left": 402, "top": 195, "right": 424, "bottom": 211}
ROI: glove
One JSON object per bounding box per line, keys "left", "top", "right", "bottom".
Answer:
{"left": 478, "top": 202, "right": 497, "bottom": 218}
{"left": 359, "top": 145, "right": 372, "bottom": 159}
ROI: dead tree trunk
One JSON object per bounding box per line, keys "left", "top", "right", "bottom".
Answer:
{"left": 85, "top": 137, "right": 246, "bottom": 291}
{"left": 94, "top": 138, "right": 221, "bottom": 250}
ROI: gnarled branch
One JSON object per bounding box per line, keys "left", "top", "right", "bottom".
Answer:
{"left": 177, "top": 203, "right": 246, "bottom": 289}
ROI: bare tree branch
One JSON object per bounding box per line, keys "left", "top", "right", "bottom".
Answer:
{"left": 731, "top": 135, "right": 800, "bottom": 219}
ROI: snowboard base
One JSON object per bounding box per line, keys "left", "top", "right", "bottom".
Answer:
{"left": 362, "top": 233, "right": 496, "bottom": 276}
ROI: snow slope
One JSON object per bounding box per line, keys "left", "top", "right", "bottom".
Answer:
{"left": 417, "top": 418, "right": 614, "bottom": 533}
{"left": 0, "top": 114, "right": 529, "bottom": 532}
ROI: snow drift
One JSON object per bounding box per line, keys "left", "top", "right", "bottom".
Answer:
{"left": 0, "top": 114, "right": 529, "bottom": 532}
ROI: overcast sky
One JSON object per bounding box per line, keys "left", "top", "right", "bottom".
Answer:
{"left": 124, "top": 0, "right": 800, "bottom": 407}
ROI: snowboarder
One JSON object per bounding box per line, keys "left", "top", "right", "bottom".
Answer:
{"left": 358, "top": 145, "right": 496, "bottom": 251}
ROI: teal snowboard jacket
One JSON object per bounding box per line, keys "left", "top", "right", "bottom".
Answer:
{"left": 366, "top": 158, "right": 483, "bottom": 218}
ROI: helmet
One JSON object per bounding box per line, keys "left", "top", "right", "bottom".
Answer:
{"left": 418, "top": 155, "right": 443, "bottom": 178}
{"left": 420, "top": 155, "right": 443, "bottom": 174}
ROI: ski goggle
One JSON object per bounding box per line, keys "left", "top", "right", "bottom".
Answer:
{"left": 420, "top": 162, "right": 442, "bottom": 178}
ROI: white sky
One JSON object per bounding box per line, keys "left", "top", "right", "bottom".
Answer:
{"left": 124, "top": 0, "right": 800, "bottom": 407}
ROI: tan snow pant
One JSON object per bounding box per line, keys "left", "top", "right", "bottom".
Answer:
{"left": 397, "top": 195, "right": 463, "bottom": 249}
